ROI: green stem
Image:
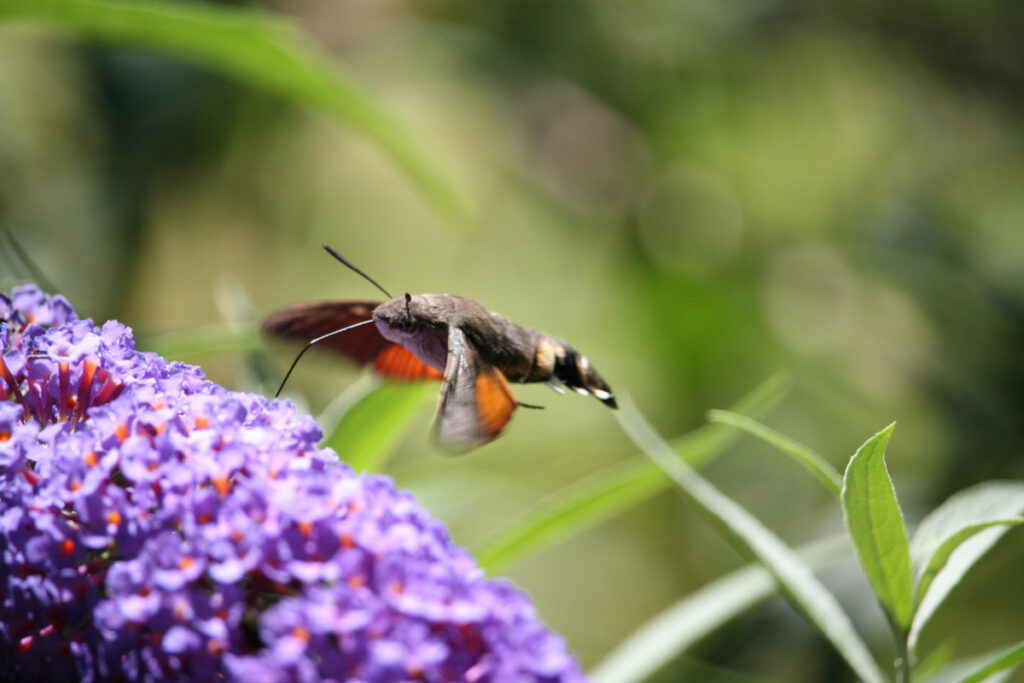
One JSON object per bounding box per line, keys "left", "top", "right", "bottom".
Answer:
{"left": 895, "top": 630, "right": 912, "bottom": 683}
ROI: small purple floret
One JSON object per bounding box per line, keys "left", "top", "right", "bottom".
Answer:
{"left": 0, "top": 284, "right": 585, "bottom": 682}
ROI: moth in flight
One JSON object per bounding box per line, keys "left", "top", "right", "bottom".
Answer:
{"left": 262, "top": 245, "right": 616, "bottom": 450}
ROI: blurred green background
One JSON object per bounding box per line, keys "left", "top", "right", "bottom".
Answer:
{"left": 1, "top": 0, "right": 1022, "bottom": 680}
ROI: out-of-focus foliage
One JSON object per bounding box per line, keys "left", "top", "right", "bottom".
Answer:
{"left": 1, "top": 0, "right": 1022, "bottom": 679}
{"left": 0, "top": 0, "right": 467, "bottom": 218}
{"left": 605, "top": 415, "right": 1024, "bottom": 682}
{"left": 620, "top": 403, "right": 887, "bottom": 683}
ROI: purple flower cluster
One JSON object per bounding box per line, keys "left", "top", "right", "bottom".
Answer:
{"left": 0, "top": 285, "right": 585, "bottom": 682}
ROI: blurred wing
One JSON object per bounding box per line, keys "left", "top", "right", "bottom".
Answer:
{"left": 435, "top": 326, "right": 518, "bottom": 450}
{"left": 261, "top": 300, "right": 441, "bottom": 381}
{"left": 262, "top": 300, "right": 383, "bottom": 362}
{"left": 373, "top": 344, "right": 444, "bottom": 380}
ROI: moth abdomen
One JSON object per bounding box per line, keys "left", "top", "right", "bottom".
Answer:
{"left": 544, "top": 339, "right": 617, "bottom": 409}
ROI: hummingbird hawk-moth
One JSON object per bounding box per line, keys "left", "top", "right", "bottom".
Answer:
{"left": 262, "top": 245, "right": 616, "bottom": 451}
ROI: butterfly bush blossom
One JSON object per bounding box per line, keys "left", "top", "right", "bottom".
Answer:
{"left": 0, "top": 284, "right": 585, "bottom": 682}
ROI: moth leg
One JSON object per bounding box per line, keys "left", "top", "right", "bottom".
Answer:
{"left": 546, "top": 379, "right": 567, "bottom": 395}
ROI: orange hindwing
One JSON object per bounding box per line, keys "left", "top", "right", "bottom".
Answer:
{"left": 373, "top": 344, "right": 443, "bottom": 381}
{"left": 474, "top": 366, "right": 517, "bottom": 438}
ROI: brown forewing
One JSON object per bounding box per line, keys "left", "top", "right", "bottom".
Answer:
{"left": 261, "top": 300, "right": 443, "bottom": 381}
{"left": 261, "top": 300, "right": 384, "bottom": 362}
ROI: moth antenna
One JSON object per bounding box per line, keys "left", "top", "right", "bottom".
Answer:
{"left": 273, "top": 319, "right": 376, "bottom": 398}
{"left": 322, "top": 244, "right": 393, "bottom": 299}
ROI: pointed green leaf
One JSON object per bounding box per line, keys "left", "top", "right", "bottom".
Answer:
{"left": 915, "top": 520, "right": 1022, "bottom": 609}
{"left": 473, "top": 373, "right": 791, "bottom": 571}
{"left": 589, "top": 535, "right": 851, "bottom": 683}
{"left": 908, "top": 481, "right": 1024, "bottom": 652}
{"left": 0, "top": 0, "right": 467, "bottom": 220}
{"left": 923, "top": 642, "right": 1024, "bottom": 683}
{"left": 954, "top": 642, "right": 1024, "bottom": 683}
{"left": 322, "top": 382, "right": 434, "bottom": 473}
{"left": 707, "top": 409, "right": 842, "bottom": 499}
{"left": 841, "top": 423, "right": 914, "bottom": 630}
{"left": 619, "top": 400, "right": 885, "bottom": 683}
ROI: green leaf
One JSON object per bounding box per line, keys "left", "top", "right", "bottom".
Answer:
{"left": 321, "top": 382, "right": 435, "bottom": 473}
{"left": 707, "top": 409, "right": 842, "bottom": 499}
{"left": 910, "top": 482, "right": 1024, "bottom": 604}
{"left": 618, "top": 399, "right": 885, "bottom": 683}
{"left": 589, "top": 535, "right": 851, "bottom": 683}
{"left": 908, "top": 481, "right": 1024, "bottom": 652}
{"left": 0, "top": 0, "right": 467, "bottom": 220}
{"left": 915, "top": 641, "right": 957, "bottom": 682}
{"left": 473, "top": 373, "right": 791, "bottom": 571}
{"left": 922, "top": 642, "right": 1024, "bottom": 683}
{"left": 954, "top": 642, "right": 1024, "bottom": 683}
{"left": 914, "top": 521, "right": 1022, "bottom": 608}
{"left": 841, "top": 422, "right": 914, "bottom": 631}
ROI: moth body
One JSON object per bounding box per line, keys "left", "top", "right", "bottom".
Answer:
{"left": 264, "top": 291, "right": 615, "bottom": 450}
{"left": 373, "top": 294, "right": 616, "bottom": 408}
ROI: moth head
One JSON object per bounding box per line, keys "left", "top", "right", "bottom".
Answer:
{"left": 373, "top": 293, "right": 428, "bottom": 333}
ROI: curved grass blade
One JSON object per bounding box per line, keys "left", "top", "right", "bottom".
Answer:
{"left": 908, "top": 481, "right": 1024, "bottom": 652}
{"left": 707, "top": 409, "right": 842, "bottom": 499}
{"left": 3, "top": 228, "right": 59, "bottom": 294}
{"left": 474, "top": 373, "right": 791, "bottom": 571}
{"left": 475, "top": 458, "right": 664, "bottom": 572}
{"left": 841, "top": 423, "right": 914, "bottom": 632}
{"left": 589, "top": 535, "right": 851, "bottom": 683}
{"left": 619, "top": 398, "right": 885, "bottom": 683}
{"left": 322, "top": 381, "right": 435, "bottom": 473}
{"left": 0, "top": 0, "right": 466, "bottom": 220}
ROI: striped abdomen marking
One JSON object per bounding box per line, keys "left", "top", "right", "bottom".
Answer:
{"left": 534, "top": 336, "right": 616, "bottom": 408}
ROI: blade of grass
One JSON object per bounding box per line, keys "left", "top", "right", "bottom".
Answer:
{"left": 3, "top": 228, "right": 59, "bottom": 294}
{"left": 0, "top": 0, "right": 467, "bottom": 220}
{"left": 473, "top": 373, "right": 791, "bottom": 571}
{"left": 618, "top": 397, "right": 885, "bottom": 683}
{"left": 474, "top": 458, "right": 664, "bottom": 572}
{"left": 707, "top": 409, "right": 842, "bottom": 499}
{"left": 589, "top": 534, "right": 852, "bottom": 683}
